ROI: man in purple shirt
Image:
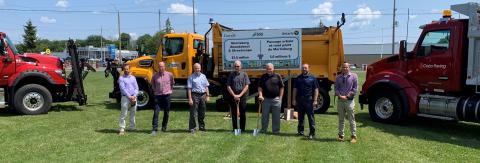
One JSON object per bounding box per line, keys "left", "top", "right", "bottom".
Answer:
{"left": 118, "top": 64, "right": 139, "bottom": 135}
{"left": 151, "top": 62, "right": 175, "bottom": 135}
{"left": 334, "top": 62, "right": 358, "bottom": 143}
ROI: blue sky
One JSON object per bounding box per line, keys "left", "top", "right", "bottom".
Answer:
{"left": 0, "top": 0, "right": 474, "bottom": 44}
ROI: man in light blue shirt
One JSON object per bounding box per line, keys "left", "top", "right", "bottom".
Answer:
{"left": 187, "top": 63, "right": 210, "bottom": 134}
{"left": 117, "top": 64, "right": 139, "bottom": 135}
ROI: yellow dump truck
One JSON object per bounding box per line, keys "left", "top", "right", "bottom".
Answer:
{"left": 109, "top": 14, "right": 345, "bottom": 114}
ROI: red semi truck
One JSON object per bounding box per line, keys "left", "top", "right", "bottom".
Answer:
{"left": 0, "top": 33, "right": 88, "bottom": 115}
{"left": 359, "top": 2, "right": 480, "bottom": 123}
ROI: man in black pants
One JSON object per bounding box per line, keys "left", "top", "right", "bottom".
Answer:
{"left": 293, "top": 63, "right": 319, "bottom": 139}
{"left": 151, "top": 62, "right": 175, "bottom": 135}
{"left": 227, "top": 60, "right": 250, "bottom": 132}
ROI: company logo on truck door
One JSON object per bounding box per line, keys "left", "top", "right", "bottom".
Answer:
{"left": 168, "top": 62, "right": 179, "bottom": 68}
{"left": 422, "top": 64, "right": 447, "bottom": 69}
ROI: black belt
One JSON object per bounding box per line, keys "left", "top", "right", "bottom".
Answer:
{"left": 299, "top": 94, "right": 313, "bottom": 97}
{"left": 192, "top": 92, "right": 205, "bottom": 95}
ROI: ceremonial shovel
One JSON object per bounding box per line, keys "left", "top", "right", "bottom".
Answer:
{"left": 234, "top": 101, "right": 241, "bottom": 135}
{"left": 253, "top": 101, "right": 262, "bottom": 136}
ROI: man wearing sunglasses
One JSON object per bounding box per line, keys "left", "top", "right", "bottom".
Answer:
{"left": 334, "top": 62, "right": 358, "bottom": 143}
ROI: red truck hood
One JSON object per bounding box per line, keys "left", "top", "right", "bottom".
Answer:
{"left": 18, "top": 53, "right": 62, "bottom": 68}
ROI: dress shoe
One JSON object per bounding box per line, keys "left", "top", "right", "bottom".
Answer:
{"left": 350, "top": 136, "right": 358, "bottom": 144}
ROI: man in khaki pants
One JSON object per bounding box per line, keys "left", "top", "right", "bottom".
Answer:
{"left": 118, "top": 64, "right": 138, "bottom": 135}
{"left": 334, "top": 62, "right": 358, "bottom": 143}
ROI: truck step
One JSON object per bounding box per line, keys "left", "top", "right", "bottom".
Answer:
{"left": 417, "top": 113, "right": 456, "bottom": 121}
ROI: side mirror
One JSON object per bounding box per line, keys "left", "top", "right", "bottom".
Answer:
{"left": 399, "top": 40, "right": 406, "bottom": 60}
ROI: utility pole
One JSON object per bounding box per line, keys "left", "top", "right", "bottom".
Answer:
{"left": 159, "top": 9, "right": 162, "bottom": 32}
{"left": 381, "top": 28, "right": 384, "bottom": 59}
{"left": 117, "top": 10, "right": 122, "bottom": 63}
{"left": 192, "top": 0, "right": 196, "bottom": 33}
{"left": 392, "top": 0, "right": 396, "bottom": 56}
{"left": 101, "top": 27, "right": 104, "bottom": 61}
{"left": 406, "top": 8, "right": 410, "bottom": 44}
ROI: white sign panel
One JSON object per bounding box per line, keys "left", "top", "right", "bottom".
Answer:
{"left": 222, "top": 29, "right": 302, "bottom": 70}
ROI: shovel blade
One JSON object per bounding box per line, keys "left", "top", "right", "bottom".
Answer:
{"left": 252, "top": 129, "right": 259, "bottom": 136}
{"left": 234, "top": 129, "right": 241, "bottom": 136}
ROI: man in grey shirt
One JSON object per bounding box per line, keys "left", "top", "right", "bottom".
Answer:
{"left": 227, "top": 60, "right": 250, "bottom": 132}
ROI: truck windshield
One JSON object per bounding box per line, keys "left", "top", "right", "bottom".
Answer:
{"left": 5, "top": 35, "right": 19, "bottom": 55}
{"left": 164, "top": 38, "right": 184, "bottom": 56}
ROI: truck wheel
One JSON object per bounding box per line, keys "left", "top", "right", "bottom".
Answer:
{"left": 136, "top": 83, "right": 152, "bottom": 110}
{"left": 368, "top": 89, "right": 406, "bottom": 123}
{"left": 14, "top": 84, "right": 52, "bottom": 115}
{"left": 314, "top": 88, "right": 330, "bottom": 114}
{"left": 215, "top": 98, "right": 229, "bottom": 112}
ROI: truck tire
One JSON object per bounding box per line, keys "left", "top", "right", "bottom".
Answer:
{"left": 14, "top": 84, "right": 52, "bottom": 115}
{"left": 314, "top": 88, "right": 330, "bottom": 114}
{"left": 368, "top": 88, "right": 406, "bottom": 124}
{"left": 136, "top": 83, "right": 153, "bottom": 110}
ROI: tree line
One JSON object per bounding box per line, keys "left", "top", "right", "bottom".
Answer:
{"left": 16, "top": 19, "right": 175, "bottom": 56}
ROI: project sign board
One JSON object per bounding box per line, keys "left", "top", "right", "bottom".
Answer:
{"left": 222, "top": 28, "right": 302, "bottom": 70}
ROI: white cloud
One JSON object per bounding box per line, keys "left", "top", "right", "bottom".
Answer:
{"left": 167, "top": 3, "right": 197, "bottom": 15}
{"left": 55, "top": 0, "right": 68, "bottom": 8}
{"left": 311, "top": 2, "right": 334, "bottom": 22}
{"left": 0, "top": 0, "right": 5, "bottom": 6}
{"left": 285, "top": 0, "right": 298, "bottom": 5}
{"left": 349, "top": 5, "right": 381, "bottom": 29}
{"left": 40, "top": 16, "right": 57, "bottom": 24}
{"left": 409, "top": 15, "right": 418, "bottom": 19}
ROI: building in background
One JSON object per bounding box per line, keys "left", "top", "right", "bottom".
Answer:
{"left": 344, "top": 43, "right": 416, "bottom": 67}
{"left": 57, "top": 46, "right": 138, "bottom": 61}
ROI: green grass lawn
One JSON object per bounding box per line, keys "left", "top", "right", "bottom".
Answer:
{"left": 1, "top": 71, "right": 480, "bottom": 162}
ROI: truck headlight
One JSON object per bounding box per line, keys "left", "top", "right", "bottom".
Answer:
{"left": 55, "top": 69, "right": 66, "bottom": 78}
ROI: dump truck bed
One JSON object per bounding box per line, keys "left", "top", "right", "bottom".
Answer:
{"left": 211, "top": 25, "right": 345, "bottom": 82}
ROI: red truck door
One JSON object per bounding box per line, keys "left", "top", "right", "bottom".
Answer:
{"left": 407, "top": 29, "right": 453, "bottom": 92}
{"left": 0, "top": 36, "right": 17, "bottom": 86}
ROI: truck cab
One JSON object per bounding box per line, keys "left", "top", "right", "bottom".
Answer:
{"left": 110, "top": 32, "right": 206, "bottom": 109}
{"left": 360, "top": 2, "right": 480, "bottom": 124}
{"left": 0, "top": 33, "right": 87, "bottom": 114}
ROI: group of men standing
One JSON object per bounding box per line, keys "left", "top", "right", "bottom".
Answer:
{"left": 116, "top": 61, "right": 358, "bottom": 143}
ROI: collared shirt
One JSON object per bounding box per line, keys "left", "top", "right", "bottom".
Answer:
{"left": 187, "top": 72, "right": 209, "bottom": 93}
{"left": 259, "top": 73, "right": 284, "bottom": 98}
{"left": 152, "top": 71, "right": 175, "bottom": 95}
{"left": 334, "top": 72, "right": 358, "bottom": 98}
{"left": 295, "top": 73, "right": 319, "bottom": 98}
{"left": 119, "top": 74, "right": 139, "bottom": 97}
{"left": 227, "top": 71, "right": 250, "bottom": 94}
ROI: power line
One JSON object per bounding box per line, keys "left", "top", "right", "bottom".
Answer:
{"left": 0, "top": 8, "right": 442, "bottom": 16}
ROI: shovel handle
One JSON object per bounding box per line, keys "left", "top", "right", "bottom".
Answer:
{"left": 236, "top": 101, "right": 240, "bottom": 118}
{"left": 257, "top": 101, "right": 262, "bottom": 117}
